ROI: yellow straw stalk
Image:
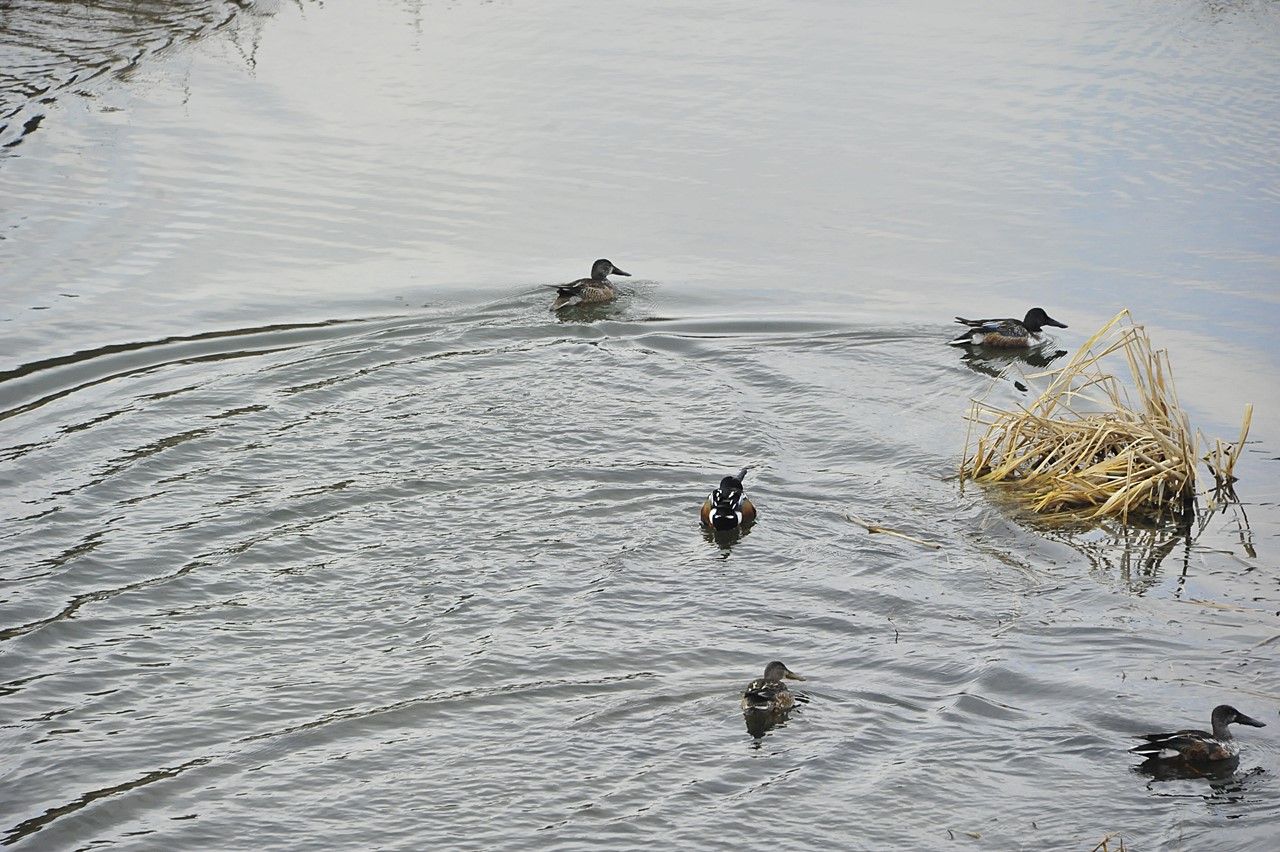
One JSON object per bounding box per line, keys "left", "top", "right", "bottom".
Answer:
{"left": 961, "top": 311, "right": 1250, "bottom": 524}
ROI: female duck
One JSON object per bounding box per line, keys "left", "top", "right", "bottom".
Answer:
{"left": 699, "top": 468, "right": 757, "bottom": 531}
{"left": 949, "top": 307, "right": 1067, "bottom": 348}
{"left": 550, "top": 259, "right": 630, "bottom": 311}
{"left": 1130, "top": 704, "right": 1267, "bottom": 761}
{"left": 741, "top": 661, "right": 805, "bottom": 713}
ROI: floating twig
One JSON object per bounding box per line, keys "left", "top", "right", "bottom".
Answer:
{"left": 1250, "top": 633, "right": 1280, "bottom": 651}
{"left": 843, "top": 513, "right": 941, "bottom": 549}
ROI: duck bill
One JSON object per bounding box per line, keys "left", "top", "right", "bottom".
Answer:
{"left": 1238, "top": 713, "right": 1267, "bottom": 728}
{"left": 1045, "top": 316, "right": 1068, "bottom": 328}
{"left": 611, "top": 267, "right": 631, "bottom": 277}
{"left": 784, "top": 671, "right": 805, "bottom": 681}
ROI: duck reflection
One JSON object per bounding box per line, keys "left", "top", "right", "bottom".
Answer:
{"left": 744, "top": 706, "right": 793, "bottom": 739}
{"left": 957, "top": 346, "right": 1069, "bottom": 382}
{"left": 1134, "top": 754, "right": 1241, "bottom": 784}
{"left": 1133, "top": 755, "right": 1266, "bottom": 804}
{"left": 743, "top": 694, "right": 811, "bottom": 742}
{"left": 701, "top": 523, "right": 752, "bottom": 552}
{"left": 549, "top": 302, "right": 626, "bottom": 323}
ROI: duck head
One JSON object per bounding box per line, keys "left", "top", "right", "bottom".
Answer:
{"left": 591, "top": 259, "right": 630, "bottom": 281}
{"left": 1213, "top": 704, "right": 1267, "bottom": 732}
{"left": 1022, "top": 307, "right": 1068, "bottom": 332}
{"left": 762, "top": 661, "right": 804, "bottom": 682}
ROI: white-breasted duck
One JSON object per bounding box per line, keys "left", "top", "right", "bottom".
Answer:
{"left": 1130, "top": 704, "right": 1267, "bottom": 762}
{"left": 949, "top": 307, "right": 1067, "bottom": 348}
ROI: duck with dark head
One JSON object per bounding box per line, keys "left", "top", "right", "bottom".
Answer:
{"left": 1130, "top": 704, "right": 1267, "bottom": 763}
{"left": 741, "top": 661, "right": 805, "bottom": 714}
{"left": 699, "top": 467, "right": 757, "bottom": 531}
{"left": 550, "top": 258, "right": 630, "bottom": 311}
{"left": 949, "top": 307, "right": 1067, "bottom": 348}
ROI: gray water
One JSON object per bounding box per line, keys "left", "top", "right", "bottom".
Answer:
{"left": 2, "top": 1, "right": 1279, "bottom": 849}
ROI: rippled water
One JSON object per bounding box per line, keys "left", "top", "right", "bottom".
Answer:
{"left": 3, "top": 1, "right": 1279, "bottom": 850}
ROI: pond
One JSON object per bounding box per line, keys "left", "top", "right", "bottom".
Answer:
{"left": 2, "top": 1, "right": 1278, "bottom": 849}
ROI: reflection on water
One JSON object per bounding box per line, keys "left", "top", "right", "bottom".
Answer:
{"left": 0, "top": 0, "right": 278, "bottom": 150}
{"left": 956, "top": 346, "right": 1070, "bottom": 382}
{"left": 1135, "top": 757, "right": 1269, "bottom": 813}
{"left": 1136, "top": 754, "right": 1242, "bottom": 785}
{"left": 744, "top": 706, "right": 797, "bottom": 742}
{"left": 983, "top": 486, "right": 1256, "bottom": 593}
{"left": 1048, "top": 520, "right": 1189, "bottom": 593}
{"left": 702, "top": 524, "right": 753, "bottom": 554}
{"left": 0, "top": 318, "right": 362, "bottom": 423}
{"left": 2, "top": 755, "right": 213, "bottom": 847}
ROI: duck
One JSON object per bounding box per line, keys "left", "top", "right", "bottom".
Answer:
{"left": 948, "top": 307, "right": 1068, "bottom": 348}
{"left": 699, "top": 467, "right": 757, "bottom": 531}
{"left": 1129, "top": 704, "right": 1267, "bottom": 762}
{"left": 549, "top": 259, "right": 630, "bottom": 311}
{"left": 741, "top": 661, "right": 805, "bottom": 713}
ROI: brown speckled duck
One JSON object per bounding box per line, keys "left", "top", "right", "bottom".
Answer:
{"left": 549, "top": 259, "right": 630, "bottom": 311}
{"left": 741, "top": 661, "right": 804, "bottom": 713}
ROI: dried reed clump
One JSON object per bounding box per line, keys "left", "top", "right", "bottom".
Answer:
{"left": 961, "top": 311, "right": 1250, "bottom": 524}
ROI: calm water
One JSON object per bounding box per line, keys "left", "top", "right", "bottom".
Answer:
{"left": 2, "top": 1, "right": 1279, "bottom": 849}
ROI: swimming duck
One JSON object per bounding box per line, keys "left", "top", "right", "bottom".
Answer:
{"left": 549, "top": 259, "right": 630, "bottom": 311}
{"left": 949, "top": 307, "right": 1068, "bottom": 348}
{"left": 741, "top": 661, "right": 805, "bottom": 713}
{"left": 699, "top": 467, "right": 757, "bottom": 531}
{"left": 1130, "top": 704, "right": 1266, "bottom": 762}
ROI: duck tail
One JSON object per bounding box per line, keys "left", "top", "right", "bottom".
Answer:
{"left": 550, "top": 283, "right": 585, "bottom": 311}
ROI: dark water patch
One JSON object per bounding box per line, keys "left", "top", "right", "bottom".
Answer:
{"left": 0, "top": 317, "right": 379, "bottom": 423}
{"left": 0, "top": 0, "right": 276, "bottom": 150}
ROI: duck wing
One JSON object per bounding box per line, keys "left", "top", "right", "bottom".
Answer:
{"left": 550, "top": 277, "right": 591, "bottom": 295}
{"left": 954, "top": 316, "right": 1019, "bottom": 330}
{"left": 1130, "top": 728, "right": 1212, "bottom": 755}
{"left": 741, "top": 678, "right": 787, "bottom": 711}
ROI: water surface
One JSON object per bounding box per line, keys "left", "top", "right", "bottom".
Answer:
{"left": 2, "top": 1, "right": 1279, "bottom": 850}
